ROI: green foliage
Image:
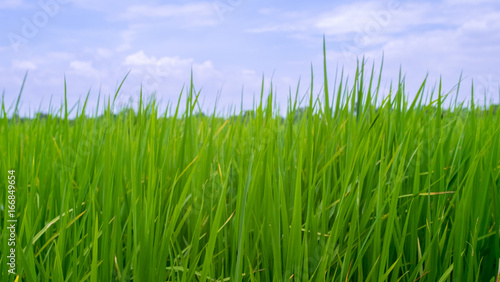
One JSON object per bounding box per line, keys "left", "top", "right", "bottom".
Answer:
{"left": 1, "top": 58, "right": 499, "bottom": 281}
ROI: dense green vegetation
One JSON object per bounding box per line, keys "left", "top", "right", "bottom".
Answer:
{"left": 1, "top": 54, "right": 499, "bottom": 281}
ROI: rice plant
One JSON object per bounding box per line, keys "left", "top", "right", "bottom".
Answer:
{"left": 1, "top": 48, "right": 499, "bottom": 281}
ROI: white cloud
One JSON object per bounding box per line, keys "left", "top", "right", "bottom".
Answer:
{"left": 118, "top": 3, "right": 219, "bottom": 27}
{"left": 246, "top": 23, "right": 308, "bottom": 34}
{"left": 443, "top": 0, "right": 495, "bottom": 4}
{"left": 247, "top": 2, "right": 433, "bottom": 37}
{"left": 242, "top": 69, "right": 256, "bottom": 76}
{"left": 458, "top": 11, "right": 500, "bottom": 35}
{"left": 245, "top": 9, "right": 312, "bottom": 34}
{"left": 123, "top": 51, "right": 220, "bottom": 94}
{"left": 245, "top": 1, "right": 500, "bottom": 60}
{"left": 460, "top": 20, "right": 488, "bottom": 32}
{"left": 96, "top": 48, "right": 113, "bottom": 59}
{"left": 124, "top": 51, "right": 218, "bottom": 78}
{"left": 258, "top": 8, "right": 277, "bottom": 15}
{"left": 246, "top": 1, "right": 498, "bottom": 38}
{"left": 124, "top": 51, "right": 158, "bottom": 66}
{"left": 66, "top": 0, "right": 134, "bottom": 12}
{"left": 46, "top": 52, "right": 74, "bottom": 61}
{"left": 0, "top": 0, "right": 25, "bottom": 9}
{"left": 69, "top": 60, "right": 100, "bottom": 77}
{"left": 316, "top": 2, "right": 391, "bottom": 35}
{"left": 12, "top": 60, "right": 37, "bottom": 70}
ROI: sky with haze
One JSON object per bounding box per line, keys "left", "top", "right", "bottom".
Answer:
{"left": 1, "top": 0, "right": 499, "bottom": 115}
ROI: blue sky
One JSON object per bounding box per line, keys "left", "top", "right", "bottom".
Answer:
{"left": 1, "top": 0, "right": 499, "bottom": 116}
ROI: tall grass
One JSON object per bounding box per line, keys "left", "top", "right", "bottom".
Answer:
{"left": 1, "top": 53, "right": 499, "bottom": 281}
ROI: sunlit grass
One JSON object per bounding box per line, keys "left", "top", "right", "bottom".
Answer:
{"left": 1, "top": 47, "right": 499, "bottom": 281}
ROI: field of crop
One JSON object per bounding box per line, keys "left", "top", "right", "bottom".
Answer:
{"left": 1, "top": 55, "right": 500, "bottom": 281}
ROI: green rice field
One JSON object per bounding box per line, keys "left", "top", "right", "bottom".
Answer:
{"left": 1, "top": 52, "right": 500, "bottom": 281}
